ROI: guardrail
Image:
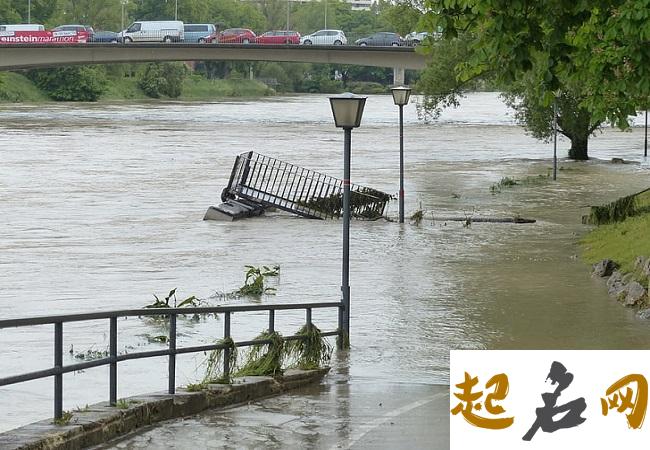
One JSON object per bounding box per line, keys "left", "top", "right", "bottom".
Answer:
{"left": 0, "top": 302, "right": 341, "bottom": 420}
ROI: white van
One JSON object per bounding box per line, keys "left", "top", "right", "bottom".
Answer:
{"left": 120, "top": 21, "right": 184, "bottom": 43}
{"left": 0, "top": 24, "right": 45, "bottom": 32}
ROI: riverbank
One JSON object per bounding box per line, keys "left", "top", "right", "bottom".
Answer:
{"left": 0, "top": 71, "right": 276, "bottom": 103}
{"left": 582, "top": 188, "right": 650, "bottom": 310}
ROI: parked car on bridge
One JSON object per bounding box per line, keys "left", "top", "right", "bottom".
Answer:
{"left": 184, "top": 24, "right": 216, "bottom": 43}
{"left": 0, "top": 24, "right": 45, "bottom": 32}
{"left": 209, "top": 28, "right": 257, "bottom": 44}
{"left": 256, "top": 30, "right": 300, "bottom": 45}
{"left": 404, "top": 31, "right": 432, "bottom": 46}
{"left": 89, "top": 31, "right": 120, "bottom": 43}
{"left": 355, "top": 32, "right": 403, "bottom": 47}
{"left": 300, "top": 30, "right": 346, "bottom": 45}
{"left": 52, "top": 24, "right": 94, "bottom": 40}
{"left": 119, "top": 21, "right": 184, "bottom": 43}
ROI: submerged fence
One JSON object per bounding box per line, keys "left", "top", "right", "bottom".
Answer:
{"left": 0, "top": 302, "right": 341, "bottom": 420}
{"left": 223, "top": 151, "right": 391, "bottom": 219}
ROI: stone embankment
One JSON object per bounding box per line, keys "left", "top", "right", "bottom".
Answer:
{"left": 592, "top": 257, "right": 650, "bottom": 317}
{"left": 0, "top": 368, "right": 328, "bottom": 450}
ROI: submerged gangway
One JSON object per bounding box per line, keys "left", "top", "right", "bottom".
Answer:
{"left": 205, "top": 151, "right": 391, "bottom": 221}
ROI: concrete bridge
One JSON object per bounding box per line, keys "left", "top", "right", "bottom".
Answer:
{"left": 0, "top": 43, "right": 428, "bottom": 85}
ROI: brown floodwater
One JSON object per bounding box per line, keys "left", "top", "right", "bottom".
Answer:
{"left": 0, "top": 93, "right": 649, "bottom": 432}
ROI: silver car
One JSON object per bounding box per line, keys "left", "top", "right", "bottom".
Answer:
{"left": 300, "top": 29, "right": 347, "bottom": 45}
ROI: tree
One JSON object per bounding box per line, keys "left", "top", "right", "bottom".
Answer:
{"left": 502, "top": 81, "right": 602, "bottom": 160}
{"left": 418, "top": 1, "right": 641, "bottom": 160}
{"left": 59, "top": 0, "right": 122, "bottom": 30}
{"left": 137, "top": 62, "right": 188, "bottom": 98}
{"left": 10, "top": 0, "right": 61, "bottom": 26}
{"left": 377, "top": 0, "right": 422, "bottom": 36}
{"left": 27, "top": 66, "right": 107, "bottom": 101}
{"left": 0, "top": 0, "right": 20, "bottom": 24}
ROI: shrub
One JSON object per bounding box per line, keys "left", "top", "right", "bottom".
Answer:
{"left": 137, "top": 62, "right": 188, "bottom": 98}
{"left": 27, "top": 66, "right": 107, "bottom": 101}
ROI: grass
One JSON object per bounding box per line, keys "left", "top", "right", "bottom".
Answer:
{"left": 490, "top": 174, "right": 550, "bottom": 194}
{"left": 581, "top": 213, "right": 650, "bottom": 274}
{"left": 180, "top": 77, "right": 274, "bottom": 99}
{"left": 115, "top": 399, "right": 141, "bottom": 409}
{"left": 586, "top": 188, "right": 650, "bottom": 225}
{"left": 52, "top": 411, "right": 74, "bottom": 426}
{"left": 0, "top": 72, "right": 49, "bottom": 102}
{"left": 236, "top": 331, "right": 285, "bottom": 377}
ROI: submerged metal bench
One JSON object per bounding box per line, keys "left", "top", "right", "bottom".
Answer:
{"left": 205, "top": 151, "right": 391, "bottom": 221}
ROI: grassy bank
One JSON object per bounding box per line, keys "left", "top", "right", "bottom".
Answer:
{"left": 582, "top": 213, "right": 650, "bottom": 274}
{"left": 0, "top": 72, "right": 49, "bottom": 102}
{"left": 0, "top": 71, "right": 274, "bottom": 103}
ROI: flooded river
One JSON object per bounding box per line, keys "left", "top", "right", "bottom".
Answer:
{"left": 1, "top": 93, "right": 649, "bottom": 432}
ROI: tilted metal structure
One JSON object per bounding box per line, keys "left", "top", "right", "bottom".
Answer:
{"left": 220, "top": 151, "right": 391, "bottom": 220}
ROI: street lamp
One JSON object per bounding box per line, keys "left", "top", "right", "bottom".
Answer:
{"left": 329, "top": 92, "right": 366, "bottom": 349}
{"left": 553, "top": 99, "right": 558, "bottom": 180}
{"left": 391, "top": 86, "right": 411, "bottom": 223}
{"left": 27, "top": 0, "right": 31, "bottom": 24}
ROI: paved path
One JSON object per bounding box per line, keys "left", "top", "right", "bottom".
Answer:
{"left": 96, "top": 368, "right": 449, "bottom": 449}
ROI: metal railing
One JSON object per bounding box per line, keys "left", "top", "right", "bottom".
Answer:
{"left": 0, "top": 302, "right": 341, "bottom": 420}
{"left": 223, "top": 151, "right": 391, "bottom": 219}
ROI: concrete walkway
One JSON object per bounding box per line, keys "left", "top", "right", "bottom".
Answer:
{"left": 96, "top": 369, "right": 449, "bottom": 449}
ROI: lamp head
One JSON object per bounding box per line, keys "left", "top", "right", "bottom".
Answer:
{"left": 391, "top": 86, "right": 412, "bottom": 106}
{"left": 329, "top": 92, "right": 367, "bottom": 128}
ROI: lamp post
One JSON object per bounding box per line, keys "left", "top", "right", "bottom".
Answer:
{"left": 553, "top": 99, "right": 558, "bottom": 180}
{"left": 121, "top": 0, "right": 127, "bottom": 33}
{"left": 27, "top": 0, "right": 31, "bottom": 24}
{"left": 391, "top": 86, "right": 411, "bottom": 223}
{"left": 175, "top": 0, "right": 178, "bottom": 20}
{"left": 643, "top": 109, "right": 648, "bottom": 158}
{"left": 329, "top": 93, "right": 366, "bottom": 349}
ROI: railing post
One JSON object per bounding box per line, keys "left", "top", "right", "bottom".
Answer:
{"left": 54, "top": 322, "right": 63, "bottom": 420}
{"left": 223, "top": 311, "right": 231, "bottom": 380}
{"left": 109, "top": 317, "right": 117, "bottom": 406}
{"left": 168, "top": 314, "right": 177, "bottom": 394}
{"left": 268, "top": 309, "right": 275, "bottom": 334}
{"left": 306, "top": 308, "right": 312, "bottom": 330}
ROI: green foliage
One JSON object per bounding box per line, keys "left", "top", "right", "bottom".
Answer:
{"left": 52, "top": 410, "right": 74, "bottom": 426}
{"left": 27, "top": 66, "right": 107, "bottom": 102}
{"left": 586, "top": 189, "right": 650, "bottom": 225}
{"left": 145, "top": 288, "right": 200, "bottom": 309}
{"left": 285, "top": 324, "right": 332, "bottom": 370}
{"left": 202, "top": 337, "right": 238, "bottom": 384}
{"left": 236, "top": 331, "right": 285, "bottom": 377}
{"left": 489, "top": 174, "right": 549, "bottom": 194}
{"left": 237, "top": 265, "right": 280, "bottom": 296}
{"left": 114, "top": 398, "right": 140, "bottom": 409}
{"left": 137, "top": 63, "right": 188, "bottom": 99}
{"left": 420, "top": 0, "right": 643, "bottom": 134}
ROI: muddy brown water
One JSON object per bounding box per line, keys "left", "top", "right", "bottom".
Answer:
{"left": 0, "top": 93, "right": 649, "bottom": 432}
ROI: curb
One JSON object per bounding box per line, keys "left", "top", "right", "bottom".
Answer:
{"left": 0, "top": 368, "right": 329, "bottom": 450}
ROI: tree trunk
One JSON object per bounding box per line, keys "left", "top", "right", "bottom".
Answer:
{"left": 568, "top": 134, "right": 589, "bottom": 160}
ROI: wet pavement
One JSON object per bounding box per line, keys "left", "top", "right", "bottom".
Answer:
{"left": 96, "top": 362, "right": 449, "bottom": 450}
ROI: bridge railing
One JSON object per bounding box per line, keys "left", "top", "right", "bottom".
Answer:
{"left": 0, "top": 302, "right": 341, "bottom": 420}
{"left": 225, "top": 151, "right": 391, "bottom": 219}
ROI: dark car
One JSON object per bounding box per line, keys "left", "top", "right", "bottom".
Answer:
{"left": 355, "top": 32, "right": 403, "bottom": 47}
{"left": 256, "top": 30, "right": 300, "bottom": 45}
{"left": 207, "top": 28, "right": 256, "bottom": 44}
{"left": 90, "top": 31, "right": 119, "bottom": 43}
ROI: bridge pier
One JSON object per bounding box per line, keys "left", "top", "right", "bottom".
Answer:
{"left": 393, "top": 67, "right": 405, "bottom": 86}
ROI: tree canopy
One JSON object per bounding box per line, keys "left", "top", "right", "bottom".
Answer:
{"left": 420, "top": 0, "right": 650, "bottom": 128}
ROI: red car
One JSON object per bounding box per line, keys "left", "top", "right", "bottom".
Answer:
{"left": 255, "top": 30, "right": 300, "bottom": 45}
{"left": 206, "top": 28, "right": 256, "bottom": 44}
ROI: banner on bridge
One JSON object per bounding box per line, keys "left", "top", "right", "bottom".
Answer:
{"left": 0, "top": 31, "right": 88, "bottom": 44}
